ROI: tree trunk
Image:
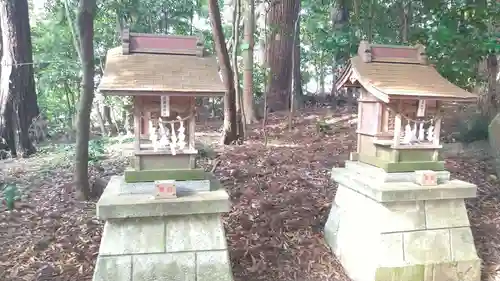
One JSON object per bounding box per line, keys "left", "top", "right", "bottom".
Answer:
{"left": 367, "top": 0, "right": 374, "bottom": 42}
{"left": 74, "top": 0, "right": 96, "bottom": 200}
{"left": 123, "top": 104, "right": 133, "bottom": 135}
{"left": 94, "top": 103, "right": 107, "bottom": 135}
{"left": 0, "top": 0, "right": 39, "bottom": 157}
{"left": 242, "top": 0, "right": 257, "bottom": 124}
{"left": 319, "top": 57, "right": 325, "bottom": 94}
{"left": 208, "top": 0, "right": 239, "bottom": 145}
{"left": 103, "top": 104, "right": 118, "bottom": 135}
{"left": 486, "top": 54, "right": 499, "bottom": 118}
{"left": 288, "top": 2, "right": 300, "bottom": 131}
{"left": 292, "top": 0, "right": 303, "bottom": 105}
{"left": 231, "top": 0, "right": 246, "bottom": 139}
{"left": 400, "top": 0, "right": 411, "bottom": 43}
{"left": 265, "top": 0, "right": 299, "bottom": 112}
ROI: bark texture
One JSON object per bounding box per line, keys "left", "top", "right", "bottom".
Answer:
{"left": 74, "top": 0, "right": 96, "bottom": 200}
{"left": 265, "top": 0, "right": 299, "bottom": 112}
{"left": 208, "top": 0, "right": 238, "bottom": 144}
{"left": 103, "top": 104, "right": 118, "bottom": 135}
{"left": 486, "top": 54, "right": 499, "bottom": 118}
{"left": 292, "top": 0, "right": 302, "bottom": 102}
{"left": 242, "top": 0, "right": 257, "bottom": 123}
{"left": 0, "top": 0, "right": 39, "bottom": 157}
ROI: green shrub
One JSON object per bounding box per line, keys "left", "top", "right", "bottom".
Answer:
{"left": 88, "top": 139, "right": 106, "bottom": 163}
{"left": 455, "top": 114, "right": 490, "bottom": 143}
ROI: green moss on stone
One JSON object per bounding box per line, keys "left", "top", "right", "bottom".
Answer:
{"left": 124, "top": 168, "right": 207, "bottom": 183}
{"left": 375, "top": 265, "right": 425, "bottom": 281}
{"left": 358, "top": 153, "right": 445, "bottom": 172}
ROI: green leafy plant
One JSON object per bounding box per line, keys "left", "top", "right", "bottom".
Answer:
{"left": 316, "top": 119, "right": 333, "bottom": 134}
{"left": 2, "top": 184, "right": 20, "bottom": 211}
{"left": 88, "top": 139, "right": 106, "bottom": 163}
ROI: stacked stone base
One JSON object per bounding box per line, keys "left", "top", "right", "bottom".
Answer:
{"left": 324, "top": 161, "right": 481, "bottom": 281}
{"left": 93, "top": 176, "right": 233, "bottom": 281}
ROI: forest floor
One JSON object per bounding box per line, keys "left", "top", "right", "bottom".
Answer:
{"left": 0, "top": 106, "right": 500, "bottom": 281}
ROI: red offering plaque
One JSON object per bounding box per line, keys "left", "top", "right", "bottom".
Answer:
{"left": 415, "top": 170, "right": 437, "bottom": 186}
{"left": 155, "top": 180, "right": 177, "bottom": 198}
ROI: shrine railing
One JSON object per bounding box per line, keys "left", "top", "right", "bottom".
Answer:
{"left": 373, "top": 108, "right": 442, "bottom": 149}
{"left": 399, "top": 119, "right": 436, "bottom": 145}
{"left": 148, "top": 114, "right": 194, "bottom": 155}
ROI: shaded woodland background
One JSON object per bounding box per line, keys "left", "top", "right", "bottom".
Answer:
{"left": 0, "top": 1, "right": 498, "bottom": 281}
{"left": 0, "top": 0, "right": 497, "bottom": 207}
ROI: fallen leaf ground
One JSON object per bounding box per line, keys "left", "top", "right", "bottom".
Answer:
{"left": 0, "top": 106, "right": 499, "bottom": 281}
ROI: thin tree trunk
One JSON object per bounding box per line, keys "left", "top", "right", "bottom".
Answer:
{"left": 288, "top": 5, "right": 300, "bottom": 132}
{"left": 367, "top": 0, "right": 374, "bottom": 42}
{"left": 242, "top": 0, "right": 257, "bottom": 123}
{"left": 232, "top": 0, "right": 241, "bottom": 112}
{"left": 486, "top": 54, "right": 499, "bottom": 118}
{"left": 400, "top": 0, "right": 411, "bottom": 43}
{"left": 0, "top": 0, "right": 39, "bottom": 157}
{"left": 232, "top": 0, "right": 246, "bottom": 139}
{"left": 293, "top": 6, "right": 302, "bottom": 101}
{"left": 63, "top": 0, "right": 82, "bottom": 63}
{"left": 208, "top": 0, "right": 238, "bottom": 145}
{"left": 74, "top": 0, "right": 96, "bottom": 200}
{"left": 103, "top": 104, "right": 118, "bottom": 135}
{"left": 94, "top": 103, "right": 107, "bottom": 135}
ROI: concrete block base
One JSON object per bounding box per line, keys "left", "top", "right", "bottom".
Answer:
{"left": 93, "top": 176, "right": 233, "bottom": 281}
{"left": 325, "top": 162, "right": 481, "bottom": 281}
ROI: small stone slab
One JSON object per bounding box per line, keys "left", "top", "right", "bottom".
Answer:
{"left": 93, "top": 256, "right": 132, "bottom": 281}
{"left": 450, "top": 227, "right": 480, "bottom": 261}
{"left": 403, "top": 229, "right": 451, "bottom": 263}
{"left": 98, "top": 218, "right": 165, "bottom": 255}
{"left": 344, "top": 161, "right": 450, "bottom": 184}
{"left": 165, "top": 214, "right": 227, "bottom": 252}
{"left": 97, "top": 176, "right": 230, "bottom": 220}
{"left": 196, "top": 251, "right": 233, "bottom": 281}
{"left": 119, "top": 179, "right": 210, "bottom": 195}
{"left": 425, "top": 199, "right": 470, "bottom": 229}
{"left": 132, "top": 253, "right": 195, "bottom": 281}
{"left": 332, "top": 168, "right": 477, "bottom": 202}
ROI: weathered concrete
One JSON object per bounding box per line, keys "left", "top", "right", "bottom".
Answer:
{"left": 93, "top": 176, "right": 233, "bottom": 281}
{"left": 97, "top": 176, "right": 229, "bottom": 220}
{"left": 324, "top": 162, "right": 481, "bottom": 281}
{"left": 333, "top": 162, "right": 476, "bottom": 203}
{"left": 120, "top": 179, "right": 211, "bottom": 195}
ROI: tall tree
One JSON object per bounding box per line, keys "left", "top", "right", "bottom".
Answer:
{"left": 292, "top": 7, "right": 302, "bottom": 99}
{"left": 241, "top": 0, "right": 257, "bottom": 123}
{"left": 74, "top": 0, "right": 96, "bottom": 200}
{"left": 208, "top": 0, "right": 239, "bottom": 144}
{"left": 0, "top": 0, "right": 39, "bottom": 157}
{"left": 265, "top": 0, "right": 299, "bottom": 112}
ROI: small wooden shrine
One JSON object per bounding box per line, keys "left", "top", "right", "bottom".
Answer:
{"left": 98, "top": 29, "right": 225, "bottom": 182}
{"left": 94, "top": 31, "right": 233, "bottom": 281}
{"left": 336, "top": 41, "right": 477, "bottom": 172}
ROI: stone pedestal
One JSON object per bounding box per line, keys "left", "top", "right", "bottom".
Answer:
{"left": 92, "top": 176, "right": 233, "bottom": 281}
{"left": 324, "top": 161, "right": 481, "bottom": 281}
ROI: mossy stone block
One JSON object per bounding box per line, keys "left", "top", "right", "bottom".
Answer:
{"left": 124, "top": 168, "right": 206, "bottom": 183}
{"left": 375, "top": 265, "right": 425, "bottom": 281}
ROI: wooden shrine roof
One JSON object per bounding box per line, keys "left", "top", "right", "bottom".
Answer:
{"left": 98, "top": 30, "right": 225, "bottom": 96}
{"left": 336, "top": 41, "right": 477, "bottom": 103}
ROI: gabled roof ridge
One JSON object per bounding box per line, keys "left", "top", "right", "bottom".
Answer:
{"left": 357, "top": 41, "right": 428, "bottom": 65}
{"left": 121, "top": 28, "right": 205, "bottom": 57}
